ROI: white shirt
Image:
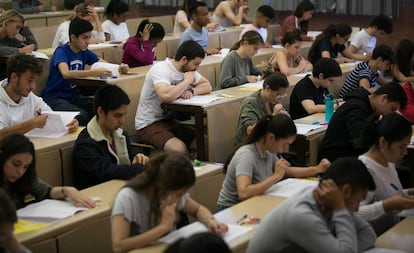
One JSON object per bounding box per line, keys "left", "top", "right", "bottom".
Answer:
{"left": 350, "top": 29, "right": 376, "bottom": 54}
{"left": 239, "top": 24, "right": 268, "bottom": 42}
{"left": 52, "top": 20, "right": 105, "bottom": 48}
{"left": 173, "top": 10, "right": 189, "bottom": 34}
{"left": 102, "top": 20, "right": 130, "bottom": 41}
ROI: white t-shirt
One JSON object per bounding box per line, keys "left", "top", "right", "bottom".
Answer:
{"left": 173, "top": 10, "right": 189, "bottom": 34}
{"left": 239, "top": 24, "right": 268, "bottom": 42}
{"left": 135, "top": 58, "right": 201, "bottom": 130}
{"left": 350, "top": 29, "right": 376, "bottom": 54}
{"left": 102, "top": 20, "right": 130, "bottom": 41}
{"left": 52, "top": 20, "right": 105, "bottom": 48}
{"left": 0, "top": 79, "right": 52, "bottom": 129}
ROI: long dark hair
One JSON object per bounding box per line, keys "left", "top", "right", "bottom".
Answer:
{"left": 126, "top": 152, "right": 195, "bottom": 227}
{"left": 394, "top": 39, "right": 414, "bottom": 78}
{"left": 293, "top": 0, "right": 315, "bottom": 33}
{"left": 0, "top": 134, "right": 37, "bottom": 197}
{"left": 135, "top": 19, "right": 165, "bottom": 41}
{"left": 224, "top": 114, "right": 296, "bottom": 172}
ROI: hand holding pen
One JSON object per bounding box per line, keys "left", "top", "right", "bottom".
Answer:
{"left": 19, "top": 44, "right": 35, "bottom": 54}
{"left": 32, "top": 109, "right": 48, "bottom": 128}
{"left": 382, "top": 183, "right": 414, "bottom": 211}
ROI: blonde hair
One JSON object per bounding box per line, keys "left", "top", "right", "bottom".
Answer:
{"left": 0, "top": 9, "right": 25, "bottom": 27}
{"left": 230, "top": 30, "right": 264, "bottom": 51}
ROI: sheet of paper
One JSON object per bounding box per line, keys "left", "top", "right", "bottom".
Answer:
{"left": 398, "top": 208, "right": 414, "bottom": 217}
{"left": 91, "top": 62, "right": 120, "bottom": 77}
{"left": 32, "top": 51, "right": 49, "bottom": 59}
{"left": 212, "top": 48, "right": 230, "bottom": 58}
{"left": 17, "top": 199, "right": 88, "bottom": 223}
{"left": 159, "top": 222, "right": 252, "bottom": 244}
{"left": 292, "top": 71, "right": 312, "bottom": 78}
{"left": 25, "top": 111, "right": 79, "bottom": 138}
{"left": 88, "top": 43, "right": 117, "bottom": 49}
{"left": 265, "top": 178, "right": 318, "bottom": 198}
{"left": 240, "top": 80, "right": 264, "bottom": 89}
{"left": 307, "top": 31, "right": 322, "bottom": 38}
{"left": 272, "top": 45, "right": 283, "bottom": 49}
{"left": 173, "top": 95, "right": 223, "bottom": 106}
{"left": 294, "top": 123, "right": 325, "bottom": 135}
{"left": 362, "top": 248, "right": 407, "bottom": 253}
{"left": 14, "top": 219, "right": 48, "bottom": 234}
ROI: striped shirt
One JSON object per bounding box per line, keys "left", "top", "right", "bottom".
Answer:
{"left": 339, "top": 61, "right": 379, "bottom": 98}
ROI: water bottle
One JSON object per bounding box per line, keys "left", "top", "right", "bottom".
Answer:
{"left": 325, "top": 93, "right": 334, "bottom": 123}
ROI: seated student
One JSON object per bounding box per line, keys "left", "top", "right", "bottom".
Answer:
{"left": 73, "top": 84, "right": 148, "bottom": 189}
{"left": 52, "top": 3, "right": 105, "bottom": 48}
{"left": 281, "top": 0, "right": 314, "bottom": 41}
{"left": 111, "top": 152, "right": 228, "bottom": 253}
{"left": 135, "top": 40, "right": 212, "bottom": 155}
{"left": 0, "top": 54, "right": 79, "bottom": 140}
{"left": 318, "top": 81, "right": 406, "bottom": 163}
{"left": 339, "top": 44, "right": 393, "bottom": 98}
{"left": 234, "top": 72, "right": 289, "bottom": 146}
{"left": 348, "top": 15, "right": 393, "bottom": 58}
{"left": 173, "top": 0, "right": 218, "bottom": 34}
{"left": 212, "top": 0, "right": 253, "bottom": 27}
{"left": 400, "top": 82, "right": 414, "bottom": 123}
{"left": 239, "top": 5, "right": 275, "bottom": 48}
{"left": 102, "top": 0, "right": 130, "bottom": 41}
{"left": 392, "top": 39, "right": 414, "bottom": 83}
{"left": 0, "top": 10, "right": 37, "bottom": 79}
{"left": 0, "top": 188, "right": 31, "bottom": 253}
{"left": 307, "top": 23, "right": 354, "bottom": 65}
{"left": 218, "top": 30, "right": 263, "bottom": 89}
{"left": 180, "top": 1, "right": 220, "bottom": 55}
{"left": 43, "top": 18, "right": 128, "bottom": 126}
{"left": 246, "top": 157, "right": 377, "bottom": 253}
{"left": 269, "top": 30, "right": 312, "bottom": 76}
{"left": 289, "top": 58, "right": 342, "bottom": 120}
{"left": 122, "top": 19, "right": 165, "bottom": 67}
{"left": 217, "top": 114, "right": 330, "bottom": 211}
{"left": 0, "top": 133, "right": 95, "bottom": 209}
{"left": 12, "top": 0, "right": 56, "bottom": 14}
{"left": 164, "top": 232, "right": 231, "bottom": 253}
{"left": 357, "top": 112, "right": 414, "bottom": 235}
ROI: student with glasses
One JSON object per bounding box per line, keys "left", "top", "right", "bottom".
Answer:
{"left": 289, "top": 58, "right": 342, "bottom": 120}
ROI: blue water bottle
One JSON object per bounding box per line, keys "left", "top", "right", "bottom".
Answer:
{"left": 325, "top": 93, "right": 334, "bottom": 123}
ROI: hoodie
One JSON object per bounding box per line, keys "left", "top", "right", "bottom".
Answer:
{"left": 318, "top": 87, "right": 372, "bottom": 162}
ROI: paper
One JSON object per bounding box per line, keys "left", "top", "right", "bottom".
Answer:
{"left": 292, "top": 71, "right": 312, "bottom": 78}
{"left": 173, "top": 95, "right": 223, "bottom": 106}
{"left": 240, "top": 80, "right": 264, "bottom": 89}
{"left": 398, "top": 208, "right": 414, "bottom": 217}
{"left": 91, "top": 62, "right": 120, "bottom": 77}
{"left": 265, "top": 178, "right": 318, "bottom": 198}
{"left": 295, "top": 123, "right": 325, "bottom": 135}
{"left": 88, "top": 43, "right": 118, "bottom": 49}
{"left": 362, "top": 248, "right": 407, "bottom": 253}
{"left": 14, "top": 219, "right": 48, "bottom": 234}
{"left": 32, "top": 51, "right": 49, "bottom": 60}
{"left": 272, "top": 45, "right": 283, "bottom": 49}
{"left": 307, "top": 31, "right": 322, "bottom": 38}
{"left": 212, "top": 48, "right": 230, "bottom": 58}
{"left": 159, "top": 222, "right": 252, "bottom": 244}
{"left": 25, "top": 111, "right": 79, "bottom": 138}
{"left": 17, "top": 199, "right": 88, "bottom": 223}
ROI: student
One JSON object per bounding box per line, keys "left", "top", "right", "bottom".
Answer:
{"left": 234, "top": 72, "right": 289, "bottom": 146}
{"left": 122, "top": 19, "right": 165, "bottom": 67}
{"left": 135, "top": 40, "right": 212, "bottom": 155}
{"left": 289, "top": 58, "right": 342, "bottom": 120}
{"left": 217, "top": 114, "right": 330, "bottom": 211}
{"left": 268, "top": 30, "right": 312, "bottom": 76}
{"left": 218, "top": 30, "right": 263, "bottom": 89}
{"left": 52, "top": 3, "right": 105, "bottom": 48}
{"left": 339, "top": 44, "right": 393, "bottom": 98}
{"left": 12, "top": 0, "right": 56, "bottom": 14}
{"left": 307, "top": 23, "right": 354, "bottom": 65}
{"left": 0, "top": 133, "right": 95, "bottom": 209}
{"left": 164, "top": 232, "right": 231, "bottom": 253}
{"left": 0, "top": 188, "right": 31, "bottom": 253}
{"left": 348, "top": 15, "right": 393, "bottom": 57}
{"left": 212, "top": 0, "right": 253, "bottom": 27}
{"left": 179, "top": 1, "right": 220, "bottom": 55}
{"left": 111, "top": 152, "right": 228, "bottom": 253}
{"left": 357, "top": 112, "right": 414, "bottom": 235}
{"left": 281, "top": 0, "right": 314, "bottom": 41}
{"left": 42, "top": 18, "right": 123, "bottom": 126}
{"left": 0, "top": 10, "right": 37, "bottom": 79}
{"left": 318, "top": 81, "right": 407, "bottom": 163}
{"left": 0, "top": 54, "right": 79, "bottom": 140}
{"left": 173, "top": 0, "right": 218, "bottom": 34}
{"left": 239, "top": 5, "right": 275, "bottom": 48}
{"left": 102, "top": 0, "right": 130, "bottom": 41}
{"left": 73, "top": 84, "right": 148, "bottom": 189}
{"left": 246, "top": 157, "right": 377, "bottom": 253}
{"left": 400, "top": 82, "right": 414, "bottom": 123}
{"left": 392, "top": 39, "right": 414, "bottom": 83}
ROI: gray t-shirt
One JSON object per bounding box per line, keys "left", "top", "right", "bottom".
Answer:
{"left": 135, "top": 58, "right": 201, "bottom": 130}
{"left": 246, "top": 187, "right": 377, "bottom": 253}
{"left": 111, "top": 187, "right": 189, "bottom": 236}
{"left": 217, "top": 142, "right": 277, "bottom": 208}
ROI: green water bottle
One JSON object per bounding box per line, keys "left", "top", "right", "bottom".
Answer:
{"left": 325, "top": 93, "right": 334, "bottom": 123}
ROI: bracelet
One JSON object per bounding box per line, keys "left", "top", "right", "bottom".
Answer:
{"left": 62, "top": 186, "right": 68, "bottom": 199}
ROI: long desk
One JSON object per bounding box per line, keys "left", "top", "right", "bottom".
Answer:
{"left": 129, "top": 195, "right": 287, "bottom": 253}
{"left": 375, "top": 217, "right": 414, "bottom": 252}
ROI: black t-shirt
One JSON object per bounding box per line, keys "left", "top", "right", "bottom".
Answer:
{"left": 310, "top": 37, "right": 346, "bottom": 65}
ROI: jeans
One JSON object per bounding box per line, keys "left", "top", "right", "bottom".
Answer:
{"left": 44, "top": 95, "right": 94, "bottom": 126}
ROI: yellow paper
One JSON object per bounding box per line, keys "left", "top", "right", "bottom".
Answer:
{"left": 14, "top": 219, "right": 48, "bottom": 235}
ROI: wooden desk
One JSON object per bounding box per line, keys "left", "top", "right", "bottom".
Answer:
{"left": 129, "top": 195, "right": 286, "bottom": 253}
{"left": 375, "top": 217, "right": 414, "bottom": 252}
{"left": 18, "top": 180, "right": 125, "bottom": 253}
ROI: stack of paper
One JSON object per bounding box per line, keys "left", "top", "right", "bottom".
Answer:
{"left": 173, "top": 96, "right": 223, "bottom": 106}
{"left": 25, "top": 111, "right": 79, "bottom": 138}
{"left": 294, "top": 123, "right": 325, "bottom": 135}
{"left": 265, "top": 178, "right": 318, "bottom": 198}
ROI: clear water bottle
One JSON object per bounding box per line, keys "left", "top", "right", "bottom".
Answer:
{"left": 325, "top": 93, "right": 334, "bottom": 123}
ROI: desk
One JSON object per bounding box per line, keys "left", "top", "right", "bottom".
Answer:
{"left": 129, "top": 195, "right": 286, "bottom": 253}
{"left": 18, "top": 180, "right": 125, "bottom": 253}
{"left": 375, "top": 217, "right": 414, "bottom": 252}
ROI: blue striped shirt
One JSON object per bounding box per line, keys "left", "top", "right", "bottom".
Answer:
{"left": 339, "top": 61, "right": 379, "bottom": 98}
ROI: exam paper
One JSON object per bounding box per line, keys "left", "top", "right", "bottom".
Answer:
{"left": 240, "top": 80, "right": 264, "bottom": 89}
{"left": 91, "top": 62, "right": 120, "bottom": 77}
{"left": 265, "top": 178, "right": 318, "bottom": 198}
{"left": 25, "top": 111, "right": 79, "bottom": 138}
{"left": 173, "top": 95, "right": 223, "bottom": 106}
{"left": 32, "top": 51, "right": 49, "bottom": 60}
{"left": 294, "top": 123, "right": 325, "bottom": 135}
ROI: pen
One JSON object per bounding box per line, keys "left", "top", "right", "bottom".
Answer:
{"left": 35, "top": 109, "right": 41, "bottom": 116}
{"left": 390, "top": 183, "right": 407, "bottom": 197}
{"left": 237, "top": 214, "right": 248, "bottom": 224}
{"left": 276, "top": 153, "right": 291, "bottom": 166}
